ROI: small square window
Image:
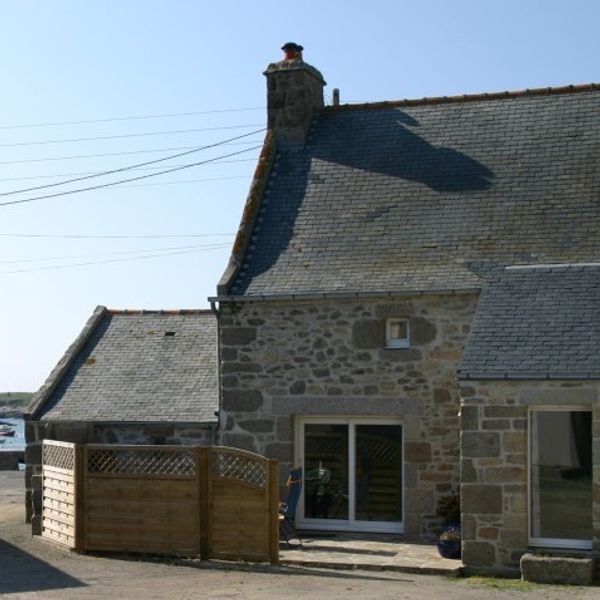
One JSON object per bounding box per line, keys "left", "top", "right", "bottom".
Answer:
{"left": 386, "top": 318, "right": 409, "bottom": 348}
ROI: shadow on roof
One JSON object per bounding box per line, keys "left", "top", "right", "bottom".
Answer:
{"left": 312, "top": 108, "right": 494, "bottom": 192}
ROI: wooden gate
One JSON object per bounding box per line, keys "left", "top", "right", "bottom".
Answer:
{"left": 41, "top": 440, "right": 80, "bottom": 548}
{"left": 209, "top": 446, "right": 279, "bottom": 562}
{"left": 41, "top": 443, "right": 279, "bottom": 562}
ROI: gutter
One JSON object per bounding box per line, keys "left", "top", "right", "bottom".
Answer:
{"left": 209, "top": 300, "right": 223, "bottom": 446}
{"left": 209, "top": 286, "right": 482, "bottom": 304}
{"left": 458, "top": 371, "right": 600, "bottom": 381}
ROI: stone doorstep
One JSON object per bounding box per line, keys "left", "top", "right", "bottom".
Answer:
{"left": 278, "top": 535, "right": 462, "bottom": 577}
{"left": 520, "top": 552, "right": 596, "bottom": 585}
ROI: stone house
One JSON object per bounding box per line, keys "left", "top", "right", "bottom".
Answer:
{"left": 211, "top": 44, "right": 600, "bottom": 574}
{"left": 25, "top": 306, "right": 218, "bottom": 533}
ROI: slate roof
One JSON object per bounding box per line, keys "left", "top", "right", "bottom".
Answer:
{"left": 458, "top": 264, "right": 600, "bottom": 379}
{"left": 30, "top": 307, "right": 218, "bottom": 422}
{"left": 222, "top": 85, "right": 600, "bottom": 297}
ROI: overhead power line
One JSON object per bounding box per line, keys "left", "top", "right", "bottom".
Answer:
{"left": 0, "top": 106, "right": 265, "bottom": 130}
{"left": 0, "top": 140, "right": 261, "bottom": 165}
{"left": 0, "top": 244, "right": 230, "bottom": 276}
{"left": 0, "top": 242, "right": 230, "bottom": 265}
{"left": 0, "top": 158, "right": 257, "bottom": 183}
{"left": 0, "top": 232, "right": 234, "bottom": 240}
{"left": 0, "top": 145, "right": 262, "bottom": 207}
{"left": 0, "top": 123, "right": 264, "bottom": 148}
{"left": 0, "top": 128, "right": 265, "bottom": 197}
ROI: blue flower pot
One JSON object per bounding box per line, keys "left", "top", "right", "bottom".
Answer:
{"left": 437, "top": 539, "right": 461, "bottom": 559}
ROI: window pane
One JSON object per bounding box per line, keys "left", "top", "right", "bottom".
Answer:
{"left": 530, "top": 411, "right": 592, "bottom": 542}
{"left": 389, "top": 321, "right": 407, "bottom": 340}
{"left": 355, "top": 425, "right": 403, "bottom": 522}
{"left": 304, "top": 424, "right": 348, "bottom": 520}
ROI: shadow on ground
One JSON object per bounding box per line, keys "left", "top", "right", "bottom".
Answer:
{"left": 0, "top": 537, "right": 86, "bottom": 595}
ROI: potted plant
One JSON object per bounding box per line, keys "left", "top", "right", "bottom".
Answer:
{"left": 436, "top": 493, "right": 461, "bottom": 559}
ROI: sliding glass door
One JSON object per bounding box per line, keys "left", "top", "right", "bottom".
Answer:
{"left": 529, "top": 409, "right": 592, "bottom": 549}
{"left": 297, "top": 418, "right": 403, "bottom": 533}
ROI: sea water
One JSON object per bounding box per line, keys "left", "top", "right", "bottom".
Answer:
{"left": 0, "top": 417, "right": 25, "bottom": 450}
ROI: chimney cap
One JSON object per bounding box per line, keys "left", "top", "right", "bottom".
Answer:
{"left": 281, "top": 42, "right": 304, "bottom": 53}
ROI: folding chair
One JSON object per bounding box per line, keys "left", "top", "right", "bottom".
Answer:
{"left": 279, "top": 466, "right": 303, "bottom": 548}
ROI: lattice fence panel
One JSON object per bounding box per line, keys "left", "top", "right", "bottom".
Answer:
{"left": 211, "top": 449, "right": 267, "bottom": 488}
{"left": 87, "top": 448, "right": 196, "bottom": 478}
{"left": 43, "top": 442, "right": 74, "bottom": 471}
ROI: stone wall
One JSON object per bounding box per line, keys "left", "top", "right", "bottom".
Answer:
{"left": 25, "top": 420, "right": 215, "bottom": 534}
{"left": 219, "top": 294, "right": 478, "bottom": 536}
{"left": 0, "top": 450, "right": 24, "bottom": 470}
{"left": 460, "top": 379, "right": 600, "bottom": 575}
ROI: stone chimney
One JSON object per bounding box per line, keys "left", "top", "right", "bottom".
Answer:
{"left": 264, "top": 43, "right": 326, "bottom": 142}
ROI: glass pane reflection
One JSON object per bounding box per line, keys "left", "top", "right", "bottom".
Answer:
{"left": 355, "top": 425, "right": 403, "bottom": 522}
{"left": 530, "top": 411, "right": 592, "bottom": 542}
{"left": 304, "top": 424, "right": 348, "bottom": 519}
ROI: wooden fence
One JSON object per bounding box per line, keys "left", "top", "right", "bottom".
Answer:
{"left": 41, "top": 440, "right": 79, "bottom": 548}
{"left": 41, "top": 441, "right": 279, "bottom": 563}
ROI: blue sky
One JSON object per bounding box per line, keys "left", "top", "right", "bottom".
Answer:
{"left": 1, "top": 0, "right": 599, "bottom": 391}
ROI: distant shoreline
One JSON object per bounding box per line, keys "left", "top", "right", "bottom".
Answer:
{"left": 0, "top": 393, "right": 32, "bottom": 419}
{"left": 0, "top": 408, "right": 24, "bottom": 419}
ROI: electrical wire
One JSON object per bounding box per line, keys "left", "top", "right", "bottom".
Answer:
{"left": 0, "top": 244, "right": 230, "bottom": 276}
{"left": 0, "top": 123, "right": 264, "bottom": 148}
{"left": 0, "top": 243, "right": 230, "bottom": 265}
{"left": 0, "top": 144, "right": 262, "bottom": 207}
{"left": 0, "top": 158, "right": 257, "bottom": 182}
{"left": 0, "top": 128, "right": 264, "bottom": 197}
{"left": 0, "top": 106, "right": 265, "bottom": 130}
{"left": 0, "top": 232, "right": 234, "bottom": 239}
{"left": 0, "top": 140, "right": 261, "bottom": 165}
{"left": 121, "top": 175, "right": 249, "bottom": 189}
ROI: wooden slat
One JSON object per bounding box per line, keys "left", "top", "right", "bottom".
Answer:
{"left": 86, "top": 522, "right": 197, "bottom": 537}
{"left": 42, "top": 528, "right": 74, "bottom": 546}
{"left": 43, "top": 498, "right": 75, "bottom": 516}
{"left": 44, "top": 440, "right": 76, "bottom": 449}
{"left": 43, "top": 488, "right": 74, "bottom": 503}
{"left": 42, "top": 521, "right": 74, "bottom": 539}
{"left": 43, "top": 479, "right": 75, "bottom": 494}
{"left": 86, "top": 501, "right": 196, "bottom": 516}
{"left": 43, "top": 469, "right": 75, "bottom": 485}
{"left": 43, "top": 508, "right": 75, "bottom": 527}
{"left": 268, "top": 459, "right": 279, "bottom": 564}
{"left": 43, "top": 465, "right": 74, "bottom": 477}
{"left": 86, "top": 478, "right": 195, "bottom": 497}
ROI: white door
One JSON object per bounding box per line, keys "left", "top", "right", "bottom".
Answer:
{"left": 296, "top": 417, "right": 404, "bottom": 533}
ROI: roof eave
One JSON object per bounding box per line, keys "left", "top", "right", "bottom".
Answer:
{"left": 210, "top": 286, "right": 482, "bottom": 304}
{"left": 216, "top": 130, "right": 276, "bottom": 296}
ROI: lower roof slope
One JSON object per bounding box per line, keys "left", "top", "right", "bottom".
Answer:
{"left": 227, "top": 87, "right": 600, "bottom": 297}
{"left": 458, "top": 264, "right": 600, "bottom": 379}
{"left": 30, "top": 307, "right": 218, "bottom": 423}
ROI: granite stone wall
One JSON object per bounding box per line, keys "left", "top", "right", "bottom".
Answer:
{"left": 219, "top": 294, "right": 478, "bottom": 536}
{"left": 460, "top": 380, "right": 600, "bottom": 576}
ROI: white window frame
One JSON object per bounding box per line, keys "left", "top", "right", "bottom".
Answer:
{"left": 386, "top": 318, "right": 410, "bottom": 349}
{"left": 294, "top": 416, "right": 404, "bottom": 534}
{"left": 528, "top": 405, "right": 593, "bottom": 551}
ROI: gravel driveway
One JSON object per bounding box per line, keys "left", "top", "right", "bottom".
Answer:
{"left": 1, "top": 471, "right": 597, "bottom": 599}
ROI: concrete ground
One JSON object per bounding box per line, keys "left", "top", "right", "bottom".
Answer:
{"left": 1, "top": 471, "right": 598, "bottom": 599}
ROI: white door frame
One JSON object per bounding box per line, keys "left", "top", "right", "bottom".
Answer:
{"left": 295, "top": 416, "right": 404, "bottom": 534}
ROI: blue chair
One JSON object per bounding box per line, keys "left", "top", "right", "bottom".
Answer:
{"left": 279, "top": 466, "right": 303, "bottom": 548}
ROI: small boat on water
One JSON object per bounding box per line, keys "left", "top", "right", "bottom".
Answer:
{"left": 0, "top": 424, "right": 15, "bottom": 437}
